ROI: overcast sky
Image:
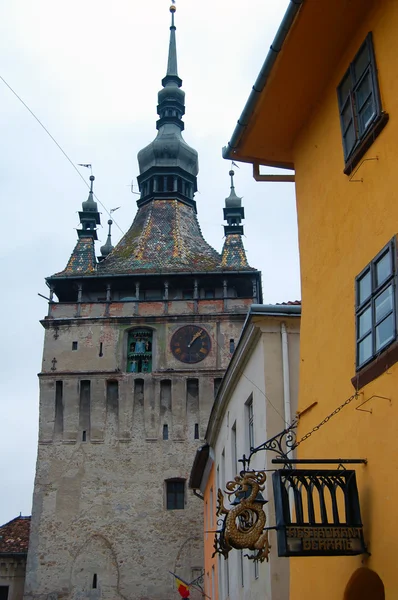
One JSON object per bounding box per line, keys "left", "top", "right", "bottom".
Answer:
{"left": 0, "top": 0, "right": 299, "bottom": 524}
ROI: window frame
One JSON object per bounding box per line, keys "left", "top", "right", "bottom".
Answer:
{"left": 355, "top": 238, "right": 397, "bottom": 372}
{"left": 337, "top": 32, "right": 388, "bottom": 174}
{"left": 165, "top": 478, "right": 185, "bottom": 510}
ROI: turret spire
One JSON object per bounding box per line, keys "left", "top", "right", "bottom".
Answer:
{"left": 78, "top": 175, "right": 101, "bottom": 240}
{"left": 223, "top": 170, "right": 245, "bottom": 236}
{"left": 221, "top": 170, "right": 250, "bottom": 269}
{"left": 100, "top": 219, "right": 114, "bottom": 258}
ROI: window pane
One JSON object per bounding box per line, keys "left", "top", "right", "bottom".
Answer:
{"left": 358, "top": 334, "right": 372, "bottom": 366}
{"left": 375, "top": 251, "right": 392, "bottom": 287}
{"left": 375, "top": 285, "right": 393, "bottom": 323}
{"left": 358, "top": 270, "right": 371, "bottom": 304}
{"left": 354, "top": 43, "right": 370, "bottom": 81}
{"left": 356, "top": 71, "right": 372, "bottom": 110}
{"left": 375, "top": 314, "right": 395, "bottom": 351}
{"left": 343, "top": 123, "right": 356, "bottom": 157}
{"left": 358, "top": 307, "right": 372, "bottom": 338}
{"left": 339, "top": 71, "right": 352, "bottom": 104}
{"left": 358, "top": 95, "right": 376, "bottom": 133}
{"left": 341, "top": 101, "right": 353, "bottom": 131}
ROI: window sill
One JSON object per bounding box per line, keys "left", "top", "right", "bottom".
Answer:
{"left": 351, "top": 338, "right": 398, "bottom": 390}
{"left": 343, "top": 112, "right": 389, "bottom": 175}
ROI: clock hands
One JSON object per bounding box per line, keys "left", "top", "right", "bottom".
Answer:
{"left": 187, "top": 329, "right": 203, "bottom": 348}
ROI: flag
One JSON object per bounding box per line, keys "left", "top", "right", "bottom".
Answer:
{"left": 175, "top": 578, "right": 190, "bottom": 598}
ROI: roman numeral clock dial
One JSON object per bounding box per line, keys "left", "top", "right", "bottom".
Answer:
{"left": 170, "top": 325, "right": 211, "bottom": 364}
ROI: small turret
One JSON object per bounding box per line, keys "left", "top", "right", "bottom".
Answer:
{"left": 223, "top": 170, "right": 245, "bottom": 236}
{"left": 221, "top": 170, "right": 249, "bottom": 269}
{"left": 78, "top": 175, "right": 101, "bottom": 240}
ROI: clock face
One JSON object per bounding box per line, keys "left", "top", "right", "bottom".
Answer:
{"left": 170, "top": 325, "right": 211, "bottom": 364}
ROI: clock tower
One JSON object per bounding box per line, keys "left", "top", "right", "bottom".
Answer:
{"left": 24, "top": 6, "right": 261, "bottom": 600}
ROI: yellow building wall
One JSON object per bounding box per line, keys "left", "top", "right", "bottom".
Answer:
{"left": 203, "top": 463, "right": 218, "bottom": 600}
{"left": 291, "top": 1, "right": 398, "bottom": 597}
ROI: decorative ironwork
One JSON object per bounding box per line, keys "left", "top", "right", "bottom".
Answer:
{"left": 213, "top": 471, "right": 271, "bottom": 563}
{"left": 239, "top": 420, "right": 298, "bottom": 471}
{"left": 273, "top": 469, "right": 366, "bottom": 557}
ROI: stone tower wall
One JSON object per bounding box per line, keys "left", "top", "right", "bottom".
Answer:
{"left": 25, "top": 308, "right": 246, "bottom": 600}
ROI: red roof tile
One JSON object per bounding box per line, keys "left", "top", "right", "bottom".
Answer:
{"left": 0, "top": 516, "right": 31, "bottom": 555}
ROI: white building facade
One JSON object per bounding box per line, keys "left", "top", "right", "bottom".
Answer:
{"left": 205, "top": 304, "right": 300, "bottom": 600}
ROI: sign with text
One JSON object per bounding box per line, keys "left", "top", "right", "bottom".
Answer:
{"left": 272, "top": 470, "right": 366, "bottom": 557}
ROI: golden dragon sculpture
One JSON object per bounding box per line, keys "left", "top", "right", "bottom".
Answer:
{"left": 213, "top": 470, "right": 271, "bottom": 562}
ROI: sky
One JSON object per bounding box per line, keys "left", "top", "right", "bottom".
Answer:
{"left": 0, "top": 0, "right": 299, "bottom": 524}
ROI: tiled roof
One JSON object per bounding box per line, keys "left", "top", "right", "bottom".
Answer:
{"left": 221, "top": 233, "right": 250, "bottom": 269}
{"left": 0, "top": 516, "right": 30, "bottom": 555}
{"left": 54, "top": 236, "right": 97, "bottom": 277}
{"left": 277, "top": 300, "right": 301, "bottom": 305}
{"left": 98, "top": 199, "right": 255, "bottom": 275}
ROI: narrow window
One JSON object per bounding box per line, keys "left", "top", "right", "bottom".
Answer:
{"left": 246, "top": 395, "right": 254, "bottom": 452}
{"left": 229, "top": 338, "right": 235, "bottom": 353}
{"left": 240, "top": 550, "right": 244, "bottom": 587}
{"left": 79, "top": 380, "right": 91, "bottom": 442}
{"left": 166, "top": 479, "right": 185, "bottom": 510}
{"left": 337, "top": 32, "right": 387, "bottom": 172}
{"left": 127, "top": 328, "right": 153, "bottom": 373}
{"left": 82, "top": 430, "right": 87, "bottom": 442}
{"left": 163, "top": 424, "right": 169, "bottom": 440}
{"left": 72, "top": 341, "right": 78, "bottom": 351}
{"left": 194, "top": 423, "right": 199, "bottom": 439}
{"left": 355, "top": 237, "right": 396, "bottom": 374}
{"left": 231, "top": 422, "right": 237, "bottom": 475}
{"left": 92, "top": 574, "right": 97, "bottom": 589}
{"left": 254, "top": 560, "right": 259, "bottom": 580}
{"left": 54, "top": 381, "right": 64, "bottom": 437}
{"left": 99, "top": 342, "right": 103, "bottom": 357}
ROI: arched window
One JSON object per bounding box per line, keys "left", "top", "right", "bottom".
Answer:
{"left": 127, "top": 328, "right": 153, "bottom": 373}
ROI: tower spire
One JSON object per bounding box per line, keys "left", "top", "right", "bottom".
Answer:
{"left": 136, "top": 2, "right": 199, "bottom": 208}
{"left": 163, "top": 4, "right": 180, "bottom": 85}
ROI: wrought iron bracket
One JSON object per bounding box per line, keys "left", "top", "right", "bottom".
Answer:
{"left": 239, "top": 421, "right": 298, "bottom": 471}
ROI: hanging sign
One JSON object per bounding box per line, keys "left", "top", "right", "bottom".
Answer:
{"left": 272, "top": 469, "right": 366, "bottom": 557}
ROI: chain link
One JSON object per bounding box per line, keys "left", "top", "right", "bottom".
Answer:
{"left": 294, "top": 392, "right": 359, "bottom": 448}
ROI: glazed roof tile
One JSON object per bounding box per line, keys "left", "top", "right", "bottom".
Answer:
{"left": 98, "top": 199, "right": 255, "bottom": 275}
{"left": 221, "top": 233, "right": 249, "bottom": 269}
{"left": 0, "top": 516, "right": 30, "bottom": 555}
{"left": 54, "top": 236, "right": 97, "bottom": 277}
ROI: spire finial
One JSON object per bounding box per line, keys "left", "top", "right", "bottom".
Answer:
{"left": 100, "top": 219, "right": 114, "bottom": 258}
{"left": 170, "top": 2, "right": 176, "bottom": 27}
{"left": 90, "top": 174, "right": 95, "bottom": 194}
{"left": 229, "top": 169, "right": 235, "bottom": 192}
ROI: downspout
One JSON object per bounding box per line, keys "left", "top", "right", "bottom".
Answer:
{"left": 281, "top": 322, "right": 291, "bottom": 426}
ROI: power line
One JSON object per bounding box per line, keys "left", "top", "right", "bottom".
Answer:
{"left": 0, "top": 74, "right": 125, "bottom": 235}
